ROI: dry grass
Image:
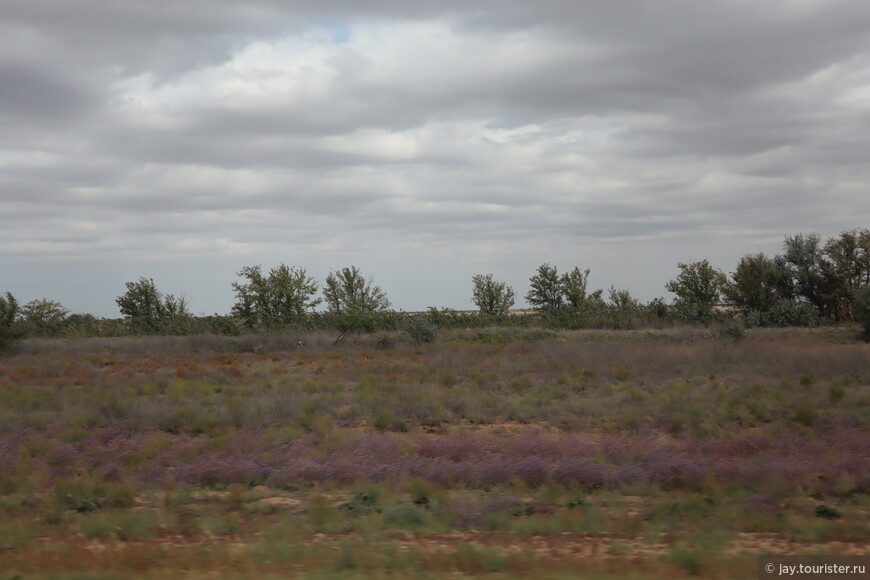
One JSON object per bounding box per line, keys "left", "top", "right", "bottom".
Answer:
{"left": 0, "top": 325, "right": 868, "bottom": 578}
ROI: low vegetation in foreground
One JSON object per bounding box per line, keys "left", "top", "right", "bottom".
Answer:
{"left": 0, "top": 325, "right": 869, "bottom": 579}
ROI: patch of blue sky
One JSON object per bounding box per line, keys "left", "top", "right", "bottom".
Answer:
{"left": 306, "top": 17, "right": 353, "bottom": 44}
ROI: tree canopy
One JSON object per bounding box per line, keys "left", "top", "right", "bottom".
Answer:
{"left": 232, "top": 264, "right": 320, "bottom": 329}
{"left": 323, "top": 266, "right": 390, "bottom": 314}
{"left": 525, "top": 263, "right": 563, "bottom": 314}
{"left": 471, "top": 274, "right": 515, "bottom": 316}
{"left": 116, "top": 277, "right": 190, "bottom": 334}
{"left": 665, "top": 260, "right": 727, "bottom": 324}
{"left": 0, "top": 292, "right": 21, "bottom": 351}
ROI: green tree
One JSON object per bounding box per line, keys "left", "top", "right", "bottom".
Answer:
{"left": 0, "top": 292, "right": 22, "bottom": 351}
{"left": 22, "top": 298, "right": 70, "bottom": 337}
{"left": 781, "top": 233, "right": 826, "bottom": 314}
{"left": 471, "top": 274, "right": 516, "bottom": 316}
{"left": 116, "top": 277, "right": 191, "bottom": 334}
{"left": 723, "top": 253, "right": 783, "bottom": 313}
{"left": 772, "top": 254, "right": 799, "bottom": 302}
{"left": 819, "top": 229, "right": 870, "bottom": 321}
{"left": 665, "top": 260, "right": 727, "bottom": 324}
{"left": 323, "top": 266, "right": 390, "bottom": 314}
{"left": 561, "top": 267, "right": 592, "bottom": 310}
{"left": 232, "top": 264, "right": 320, "bottom": 329}
{"left": 607, "top": 286, "right": 639, "bottom": 311}
{"left": 526, "top": 263, "right": 564, "bottom": 314}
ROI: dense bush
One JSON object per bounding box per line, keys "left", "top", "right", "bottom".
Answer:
{"left": 536, "top": 298, "right": 676, "bottom": 331}
{"left": 424, "top": 308, "right": 534, "bottom": 330}
{"left": 309, "top": 310, "right": 406, "bottom": 334}
{"left": 744, "top": 299, "right": 821, "bottom": 328}
{"left": 404, "top": 316, "right": 438, "bottom": 345}
{"left": 62, "top": 313, "right": 102, "bottom": 337}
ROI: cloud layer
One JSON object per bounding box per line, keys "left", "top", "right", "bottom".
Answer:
{"left": 2, "top": 1, "right": 869, "bottom": 315}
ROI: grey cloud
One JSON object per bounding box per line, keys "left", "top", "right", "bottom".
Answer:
{"left": 97, "top": 125, "right": 372, "bottom": 170}
{"left": 2, "top": 1, "right": 869, "bottom": 316}
{"left": 0, "top": 63, "right": 97, "bottom": 123}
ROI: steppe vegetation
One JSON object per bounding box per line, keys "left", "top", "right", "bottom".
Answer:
{"left": 0, "top": 325, "right": 869, "bottom": 579}
{"left": 1, "top": 229, "right": 869, "bottom": 578}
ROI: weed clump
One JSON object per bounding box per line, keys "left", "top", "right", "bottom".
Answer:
{"left": 717, "top": 317, "right": 746, "bottom": 342}
{"left": 814, "top": 504, "right": 842, "bottom": 519}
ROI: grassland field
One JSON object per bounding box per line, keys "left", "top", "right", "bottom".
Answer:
{"left": 0, "top": 325, "right": 869, "bottom": 579}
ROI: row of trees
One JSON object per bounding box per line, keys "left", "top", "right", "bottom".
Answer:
{"left": 672, "top": 229, "right": 870, "bottom": 326}
{"left": 0, "top": 293, "right": 78, "bottom": 347}
{"left": 727, "top": 231, "right": 870, "bottom": 322}
{"left": 2, "top": 229, "right": 869, "bottom": 349}
{"left": 472, "top": 265, "right": 636, "bottom": 316}
{"left": 230, "top": 265, "right": 389, "bottom": 331}
{"left": 108, "top": 266, "right": 393, "bottom": 335}
{"left": 469, "top": 229, "right": 870, "bottom": 330}
{"left": 0, "top": 265, "right": 394, "bottom": 346}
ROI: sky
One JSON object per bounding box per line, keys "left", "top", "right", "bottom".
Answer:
{"left": 2, "top": 1, "right": 869, "bottom": 317}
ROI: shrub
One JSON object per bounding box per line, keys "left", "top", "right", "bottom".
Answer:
{"left": 312, "top": 309, "right": 405, "bottom": 339}
{"left": 814, "top": 504, "right": 841, "bottom": 519}
{"left": 63, "top": 313, "right": 102, "bottom": 337}
{"left": 405, "top": 316, "right": 438, "bottom": 345}
{"left": 744, "top": 299, "right": 821, "bottom": 328}
{"left": 717, "top": 317, "right": 746, "bottom": 342}
{"left": 383, "top": 503, "right": 426, "bottom": 528}
{"left": 666, "top": 543, "right": 703, "bottom": 576}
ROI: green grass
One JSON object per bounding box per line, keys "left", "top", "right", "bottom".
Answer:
{"left": 78, "top": 510, "right": 156, "bottom": 541}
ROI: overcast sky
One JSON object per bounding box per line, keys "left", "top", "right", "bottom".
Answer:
{"left": 2, "top": 1, "right": 869, "bottom": 316}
